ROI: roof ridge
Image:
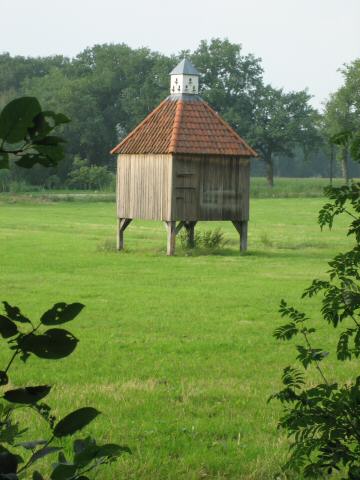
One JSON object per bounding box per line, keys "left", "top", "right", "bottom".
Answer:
{"left": 200, "top": 100, "right": 258, "bottom": 157}
{"left": 110, "top": 98, "right": 170, "bottom": 155}
{"left": 168, "top": 100, "right": 184, "bottom": 153}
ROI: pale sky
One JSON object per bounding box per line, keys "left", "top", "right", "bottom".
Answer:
{"left": 1, "top": 0, "right": 359, "bottom": 109}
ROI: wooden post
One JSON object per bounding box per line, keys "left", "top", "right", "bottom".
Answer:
{"left": 185, "top": 221, "right": 197, "bottom": 248}
{"left": 165, "top": 221, "right": 176, "bottom": 256}
{"left": 240, "top": 220, "right": 248, "bottom": 252}
{"left": 232, "top": 220, "right": 248, "bottom": 252}
{"left": 117, "top": 218, "right": 132, "bottom": 251}
{"left": 175, "top": 221, "right": 185, "bottom": 235}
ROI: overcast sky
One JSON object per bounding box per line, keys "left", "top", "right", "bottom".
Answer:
{"left": 1, "top": 0, "right": 359, "bottom": 109}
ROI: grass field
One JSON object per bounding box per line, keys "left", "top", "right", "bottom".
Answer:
{"left": 0, "top": 176, "right": 352, "bottom": 202}
{"left": 0, "top": 193, "right": 354, "bottom": 479}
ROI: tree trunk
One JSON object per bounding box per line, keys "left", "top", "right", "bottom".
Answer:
{"left": 329, "top": 144, "right": 334, "bottom": 186}
{"left": 340, "top": 147, "right": 349, "bottom": 184}
{"left": 265, "top": 155, "right": 274, "bottom": 187}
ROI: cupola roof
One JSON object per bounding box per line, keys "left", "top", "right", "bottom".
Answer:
{"left": 170, "top": 58, "right": 200, "bottom": 76}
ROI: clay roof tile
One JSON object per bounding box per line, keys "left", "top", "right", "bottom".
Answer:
{"left": 111, "top": 95, "right": 256, "bottom": 157}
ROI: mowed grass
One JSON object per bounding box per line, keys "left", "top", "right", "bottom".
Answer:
{"left": 0, "top": 196, "right": 354, "bottom": 479}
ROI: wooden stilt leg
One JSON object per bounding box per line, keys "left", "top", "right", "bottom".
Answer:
{"left": 117, "top": 218, "right": 123, "bottom": 251}
{"left": 240, "top": 220, "right": 248, "bottom": 252}
{"left": 232, "top": 220, "right": 248, "bottom": 252}
{"left": 185, "top": 221, "right": 197, "bottom": 248}
{"left": 117, "top": 218, "right": 132, "bottom": 251}
{"left": 165, "top": 221, "right": 176, "bottom": 256}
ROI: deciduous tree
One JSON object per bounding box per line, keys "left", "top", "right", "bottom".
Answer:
{"left": 251, "top": 85, "right": 320, "bottom": 186}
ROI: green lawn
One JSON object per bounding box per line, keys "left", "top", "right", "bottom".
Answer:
{"left": 0, "top": 196, "right": 354, "bottom": 479}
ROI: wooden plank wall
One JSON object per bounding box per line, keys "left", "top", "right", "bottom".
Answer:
{"left": 117, "top": 153, "right": 250, "bottom": 222}
{"left": 172, "top": 155, "right": 250, "bottom": 221}
{"left": 117, "top": 154, "right": 172, "bottom": 220}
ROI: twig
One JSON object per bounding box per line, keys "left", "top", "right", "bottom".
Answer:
{"left": 17, "top": 435, "right": 55, "bottom": 474}
{"left": 302, "top": 330, "right": 329, "bottom": 385}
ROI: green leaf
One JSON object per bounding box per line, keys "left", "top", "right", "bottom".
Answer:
{"left": 282, "top": 366, "right": 305, "bottom": 388}
{"left": 273, "top": 322, "right": 298, "bottom": 341}
{"left": 296, "top": 345, "right": 328, "bottom": 369}
{"left": 33, "top": 144, "right": 64, "bottom": 162}
{"left": 33, "top": 472, "right": 44, "bottom": 480}
{"left": 73, "top": 437, "right": 98, "bottom": 467}
{"left": 0, "top": 371, "right": 9, "bottom": 386}
{"left": 337, "top": 328, "right": 355, "bottom": 361}
{"left": 4, "top": 386, "right": 51, "bottom": 404}
{"left": 2, "top": 302, "right": 31, "bottom": 324}
{"left": 0, "top": 447, "right": 18, "bottom": 474}
{"left": 58, "top": 452, "right": 67, "bottom": 463}
{"left": 0, "top": 316, "right": 18, "bottom": 339}
{"left": 54, "top": 408, "right": 100, "bottom": 438}
{"left": 350, "top": 133, "right": 360, "bottom": 163}
{"left": 0, "top": 97, "right": 41, "bottom": 144}
{"left": 50, "top": 463, "right": 77, "bottom": 480}
{"left": 28, "top": 111, "right": 69, "bottom": 141}
{"left": 33, "top": 136, "right": 65, "bottom": 146}
{"left": 16, "top": 440, "right": 47, "bottom": 450}
{"left": 41, "top": 303, "right": 85, "bottom": 325}
{"left": 96, "top": 444, "right": 131, "bottom": 458}
{"left": 15, "top": 153, "right": 54, "bottom": 169}
{"left": 0, "top": 152, "right": 9, "bottom": 169}
{"left": 30, "top": 447, "right": 61, "bottom": 464}
{"left": 330, "top": 130, "right": 352, "bottom": 147}
{"left": 20, "top": 329, "right": 78, "bottom": 359}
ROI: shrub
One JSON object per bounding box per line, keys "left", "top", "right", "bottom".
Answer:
{"left": 0, "top": 301, "right": 129, "bottom": 479}
{"left": 270, "top": 130, "right": 360, "bottom": 478}
{"left": 0, "top": 170, "right": 11, "bottom": 192}
{"left": 260, "top": 232, "right": 273, "bottom": 248}
{"left": 67, "top": 157, "right": 114, "bottom": 190}
{"left": 179, "top": 227, "right": 228, "bottom": 251}
{"left": 96, "top": 238, "right": 117, "bottom": 252}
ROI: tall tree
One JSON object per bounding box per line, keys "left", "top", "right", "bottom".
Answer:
{"left": 191, "top": 38, "right": 263, "bottom": 138}
{"left": 251, "top": 85, "right": 320, "bottom": 186}
{"left": 323, "top": 59, "right": 360, "bottom": 182}
{"left": 23, "top": 44, "right": 173, "bottom": 174}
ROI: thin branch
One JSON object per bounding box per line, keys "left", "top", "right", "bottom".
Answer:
{"left": 302, "top": 330, "right": 329, "bottom": 385}
{"left": 17, "top": 435, "right": 55, "bottom": 474}
{"left": 69, "top": 458, "right": 108, "bottom": 480}
{"left": 344, "top": 209, "right": 357, "bottom": 220}
{"left": 4, "top": 349, "right": 20, "bottom": 374}
{"left": 3, "top": 320, "right": 41, "bottom": 376}
{"left": 350, "top": 314, "right": 360, "bottom": 328}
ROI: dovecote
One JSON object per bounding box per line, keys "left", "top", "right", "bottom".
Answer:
{"left": 111, "top": 59, "right": 256, "bottom": 255}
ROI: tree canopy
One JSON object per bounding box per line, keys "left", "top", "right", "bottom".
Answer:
{"left": 1, "top": 39, "right": 359, "bottom": 189}
{"left": 323, "top": 59, "right": 360, "bottom": 182}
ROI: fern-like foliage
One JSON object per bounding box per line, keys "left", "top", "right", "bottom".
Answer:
{"left": 270, "top": 130, "right": 360, "bottom": 479}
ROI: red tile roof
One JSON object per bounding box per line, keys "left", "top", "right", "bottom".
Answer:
{"left": 111, "top": 95, "right": 256, "bottom": 157}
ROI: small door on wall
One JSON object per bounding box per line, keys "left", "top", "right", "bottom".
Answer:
{"left": 174, "top": 158, "right": 199, "bottom": 220}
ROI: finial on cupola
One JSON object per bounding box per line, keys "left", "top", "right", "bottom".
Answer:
{"left": 170, "top": 58, "right": 200, "bottom": 95}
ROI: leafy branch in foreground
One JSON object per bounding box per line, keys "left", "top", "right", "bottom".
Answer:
{"left": 0, "top": 96, "right": 69, "bottom": 171}
{"left": 0, "top": 302, "right": 130, "bottom": 479}
{"left": 0, "top": 96, "right": 129, "bottom": 479}
{"left": 270, "top": 130, "right": 360, "bottom": 479}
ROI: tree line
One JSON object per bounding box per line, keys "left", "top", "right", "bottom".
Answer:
{"left": 0, "top": 38, "right": 359, "bottom": 190}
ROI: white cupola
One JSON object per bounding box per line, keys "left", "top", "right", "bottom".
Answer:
{"left": 170, "top": 58, "right": 200, "bottom": 95}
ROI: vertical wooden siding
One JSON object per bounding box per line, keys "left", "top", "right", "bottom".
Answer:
{"left": 117, "top": 154, "right": 172, "bottom": 220}
{"left": 172, "top": 155, "right": 250, "bottom": 221}
{"left": 117, "top": 153, "right": 250, "bottom": 222}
